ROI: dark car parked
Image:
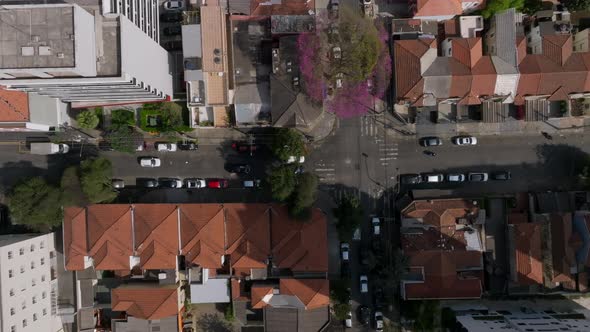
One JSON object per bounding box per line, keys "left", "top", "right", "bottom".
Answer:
{"left": 178, "top": 141, "right": 198, "bottom": 150}
{"left": 341, "top": 261, "right": 351, "bottom": 279}
{"left": 400, "top": 174, "right": 422, "bottom": 185}
{"left": 358, "top": 305, "right": 371, "bottom": 326}
{"left": 163, "top": 25, "right": 182, "bottom": 35}
{"left": 492, "top": 171, "right": 512, "bottom": 180}
{"left": 225, "top": 163, "right": 251, "bottom": 174}
{"left": 159, "top": 178, "right": 183, "bottom": 188}
{"left": 160, "top": 12, "right": 183, "bottom": 22}
{"left": 163, "top": 40, "right": 183, "bottom": 51}
{"left": 138, "top": 178, "right": 159, "bottom": 188}
{"left": 231, "top": 141, "right": 259, "bottom": 154}
{"left": 419, "top": 136, "right": 442, "bottom": 147}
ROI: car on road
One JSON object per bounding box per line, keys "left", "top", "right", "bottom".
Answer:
{"left": 207, "top": 179, "right": 229, "bottom": 189}
{"left": 159, "top": 178, "right": 183, "bottom": 188}
{"left": 178, "top": 141, "right": 198, "bottom": 150}
{"left": 225, "top": 163, "right": 251, "bottom": 174}
{"left": 447, "top": 173, "right": 466, "bottom": 182}
{"left": 286, "top": 155, "right": 305, "bottom": 164}
{"left": 156, "top": 143, "right": 178, "bottom": 152}
{"left": 400, "top": 174, "right": 422, "bottom": 185}
{"left": 468, "top": 172, "right": 489, "bottom": 182}
{"left": 163, "top": 0, "right": 184, "bottom": 10}
{"left": 422, "top": 173, "right": 444, "bottom": 183}
{"left": 419, "top": 136, "right": 442, "bottom": 147}
{"left": 340, "top": 242, "right": 350, "bottom": 262}
{"left": 112, "top": 179, "right": 125, "bottom": 189}
{"left": 358, "top": 305, "right": 370, "bottom": 326}
{"left": 372, "top": 217, "right": 381, "bottom": 236}
{"left": 345, "top": 310, "right": 352, "bottom": 328}
{"left": 185, "top": 178, "right": 206, "bottom": 189}
{"left": 359, "top": 275, "right": 368, "bottom": 293}
{"left": 452, "top": 136, "right": 478, "bottom": 145}
{"left": 139, "top": 157, "right": 161, "bottom": 167}
{"left": 374, "top": 311, "right": 384, "bottom": 332}
{"left": 163, "top": 25, "right": 182, "bottom": 36}
{"left": 492, "top": 171, "right": 511, "bottom": 181}
{"left": 243, "top": 179, "right": 261, "bottom": 188}
{"left": 231, "top": 142, "right": 259, "bottom": 154}
{"left": 138, "top": 178, "right": 159, "bottom": 188}
{"left": 160, "top": 12, "right": 183, "bottom": 22}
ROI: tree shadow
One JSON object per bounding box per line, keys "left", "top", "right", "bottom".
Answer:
{"left": 196, "top": 313, "right": 233, "bottom": 332}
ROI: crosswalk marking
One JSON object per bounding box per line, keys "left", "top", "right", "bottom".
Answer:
{"left": 314, "top": 161, "right": 336, "bottom": 184}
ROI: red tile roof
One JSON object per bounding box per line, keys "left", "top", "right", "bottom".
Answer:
{"left": 402, "top": 199, "right": 479, "bottom": 227}
{"left": 133, "top": 204, "right": 180, "bottom": 270}
{"left": 271, "top": 206, "right": 328, "bottom": 273}
{"left": 279, "top": 279, "right": 329, "bottom": 310}
{"left": 451, "top": 38, "right": 482, "bottom": 68}
{"left": 550, "top": 213, "right": 576, "bottom": 285}
{"left": 404, "top": 251, "right": 483, "bottom": 299}
{"left": 111, "top": 286, "right": 178, "bottom": 320}
{"left": 63, "top": 207, "right": 88, "bottom": 270}
{"left": 225, "top": 204, "right": 271, "bottom": 273}
{"left": 87, "top": 205, "right": 133, "bottom": 271}
{"left": 512, "top": 223, "right": 543, "bottom": 285}
{"left": 250, "top": 0, "right": 314, "bottom": 15}
{"left": 394, "top": 39, "right": 434, "bottom": 100}
{"left": 180, "top": 204, "right": 225, "bottom": 269}
{"left": 413, "top": 0, "right": 462, "bottom": 17}
{"left": 0, "top": 88, "right": 29, "bottom": 122}
{"left": 251, "top": 284, "right": 274, "bottom": 309}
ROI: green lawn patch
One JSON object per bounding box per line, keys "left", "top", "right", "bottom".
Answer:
{"left": 111, "top": 109, "right": 136, "bottom": 127}
{"left": 138, "top": 102, "right": 192, "bottom": 133}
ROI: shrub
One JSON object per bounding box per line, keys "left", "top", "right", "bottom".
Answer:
{"left": 77, "top": 110, "right": 100, "bottom": 129}
{"left": 111, "top": 109, "right": 136, "bottom": 126}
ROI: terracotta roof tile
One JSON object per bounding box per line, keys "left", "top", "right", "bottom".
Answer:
{"left": 280, "top": 279, "right": 329, "bottom": 310}
{"left": 413, "top": 0, "right": 462, "bottom": 17}
{"left": 231, "top": 279, "right": 249, "bottom": 301}
{"left": 450, "top": 38, "right": 482, "bottom": 68}
{"left": 394, "top": 39, "right": 434, "bottom": 100}
{"left": 225, "top": 204, "right": 271, "bottom": 272}
{"left": 550, "top": 213, "right": 576, "bottom": 285}
{"left": 63, "top": 206, "right": 88, "bottom": 270}
{"left": 111, "top": 286, "right": 178, "bottom": 320}
{"left": 133, "top": 204, "right": 179, "bottom": 270}
{"left": 201, "top": 5, "right": 228, "bottom": 73}
{"left": 87, "top": 205, "right": 133, "bottom": 271}
{"left": 250, "top": 0, "right": 314, "bottom": 15}
{"left": 402, "top": 199, "right": 479, "bottom": 227}
{"left": 271, "top": 207, "right": 328, "bottom": 273}
{"left": 0, "top": 89, "right": 29, "bottom": 122}
{"left": 251, "top": 284, "right": 274, "bottom": 309}
{"left": 512, "top": 223, "right": 543, "bottom": 285}
{"left": 543, "top": 35, "right": 572, "bottom": 66}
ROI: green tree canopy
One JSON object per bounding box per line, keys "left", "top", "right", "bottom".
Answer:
{"left": 271, "top": 129, "right": 305, "bottom": 161}
{"left": 7, "top": 177, "right": 62, "bottom": 227}
{"left": 60, "top": 166, "right": 87, "bottom": 206}
{"left": 80, "top": 157, "right": 117, "bottom": 203}
{"left": 104, "top": 125, "right": 144, "bottom": 153}
{"left": 562, "top": 0, "right": 590, "bottom": 10}
{"left": 333, "top": 303, "right": 352, "bottom": 321}
{"left": 111, "top": 109, "right": 136, "bottom": 126}
{"left": 268, "top": 165, "right": 297, "bottom": 202}
{"left": 481, "top": 0, "right": 524, "bottom": 18}
{"left": 333, "top": 195, "right": 364, "bottom": 241}
{"left": 76, "top": 109, "right": 100, "bottom": 129}
{"left": 288, "top": 173, "right": 318, "bottom": 220}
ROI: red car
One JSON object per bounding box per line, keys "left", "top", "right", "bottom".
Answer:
{"left": 207, "top": 179, "right": 229, "bottom": 189}
{"left": 231, "top": 142, "right": 258, "bottom": 154}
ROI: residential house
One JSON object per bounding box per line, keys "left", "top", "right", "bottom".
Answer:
{"left": 0, "top": 89, "right": 68, "bottom": 131}
{"left": 441, "top": 16, "right": 484, "bottom": 39}
{"left": 225, "top": 0, "right": 316, "bottom": 16}
{"left": 0, "top": 233, "right": 69, "bottom": 332}
{"left": 63, "top": 203, "right": 330, "bottom": 331}
{"left": 409, "top": 0, "right": 484, "bottom": 21}
{"left": 400, "top": 199, "right": 485, "bottom": 300}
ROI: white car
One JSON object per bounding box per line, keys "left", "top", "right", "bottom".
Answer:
{"left": 156, "top": 143, "right": 178, "bottom": 152}
{"left": 139, "top": 157, "right": 161, "bottom": 167}
{"left": 345, "top": 311, "right": 352, "bottom": 328}
{"left": 286, "top": 156, "right": 305, "bottom": 164}
{"left": 447, "top": 173, "right": 465, "bottom": 182}
{"left": 374, "top": 311, "right": 384, "bottom": 332}
{"left": 453, "top": 136, "right": 477, "bottom": 145}
{"left": 423, "top": 173, "right": 444, "bottom": 183}
{"left": 163, "top": 0, "right": 184, "bottom": 10}
{"left": 185, "top": 178, "right": 206, "bottom": 189}
{"left": 340, "top": 242, "right": 350, "bottom": 262}
{"left": 360, "top": 275, "right": 368, "bottom": 293}
{"left": 372, "top": 217, "right": 380, "bottom": 236}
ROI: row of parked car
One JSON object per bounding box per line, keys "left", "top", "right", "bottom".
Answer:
{"left": 420, "top": 135, "right": 477, "bottom": 146}
{"left": 112, "top": 178, "right": 262, "bottom": 189}
{"left": 401, "top": 171, "right": 512, "bottom": 184}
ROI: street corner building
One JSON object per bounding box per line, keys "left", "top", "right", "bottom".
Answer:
{"left": 62, "top": 203, "right": 330, "bottom": 332}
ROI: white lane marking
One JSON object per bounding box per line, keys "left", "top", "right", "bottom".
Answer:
{"left": 315, "top": 168, "right": 336, "bottom": 172}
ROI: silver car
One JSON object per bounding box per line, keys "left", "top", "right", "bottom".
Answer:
{"left": 447, "top": 174, "right": 466, "bottom": 182}
{"left": 453, "top": 136, "right": 478, "bottom": 145}
{"left": 139, "top": 157, "right": 161, "bottom": 167}
{"left": 185, "top": 178, "right": 206, "bottom": 189}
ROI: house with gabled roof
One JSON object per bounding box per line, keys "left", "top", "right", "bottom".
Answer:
{"left": 400, "top": 198, "right": 485, "bottom": 300}
{"left": 409, "top": 0, "right": 484, "bottom": 21}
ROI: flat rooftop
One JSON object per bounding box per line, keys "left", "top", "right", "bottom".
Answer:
{"left": 0, "top": 6, "right": 75, "bottom": 68}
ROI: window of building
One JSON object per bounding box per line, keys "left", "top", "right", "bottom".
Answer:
{"left": 42, "top": 308, "right": 47, "bottom": 316}
{"left": 40, "top": 241, "right": 44, "bottom": 249}
{"left": 10, "top": 288, "right": 14, "bottom": 296}
{"left": 8, "top": 251, "right": 13, "bottom": 259}
{"left": 9, "top": 269, "right": 13, "bottom": 278}
{"left": 10, "top": 308, "right": 15, "bottom": 315}
{"left": 41, "top": 275, "right": 46, "bottom": 282}
{"left": 22, "top": 319, "right": 27, "bottom": 328}
{"left": 20, "top": 266, "right": 24, "bottom": 274}
{"left": 31, "top": 279, "right": 36, "bottom": 287}
{"left": 42, "top": 292, "right": 46, "bottom": 299}
{"left": 33, "top": 314, "right": 37, "bottom": 321}
{"left": 21, "top": 301, "right": 26, "bottom": 310}
{"left": 11, "top": 326, "right": 15, "bottom": 332}
{"left": 30, "top": 261, "right": 35, "bottom": 269}
{"left": 19, "top": 248, "right": 24, "bottom": 255}
{"left": 40, "top": 258, "right": 45, "bottom": 266}
{"left": 30, "top": 244, "right": 35, "bottom": 252}
{"left": 32, "top": 296, "right": 36, "bottom": 304}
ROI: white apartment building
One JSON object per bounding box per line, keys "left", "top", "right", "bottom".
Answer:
{"left": 0, "top": 233, "right": 60, "bottom": 332}
{"left": 101, "top": 0, "right": 160, "bottom": 43}
{"left": 0, "top": 4, "right": 173, "bottom": 105}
